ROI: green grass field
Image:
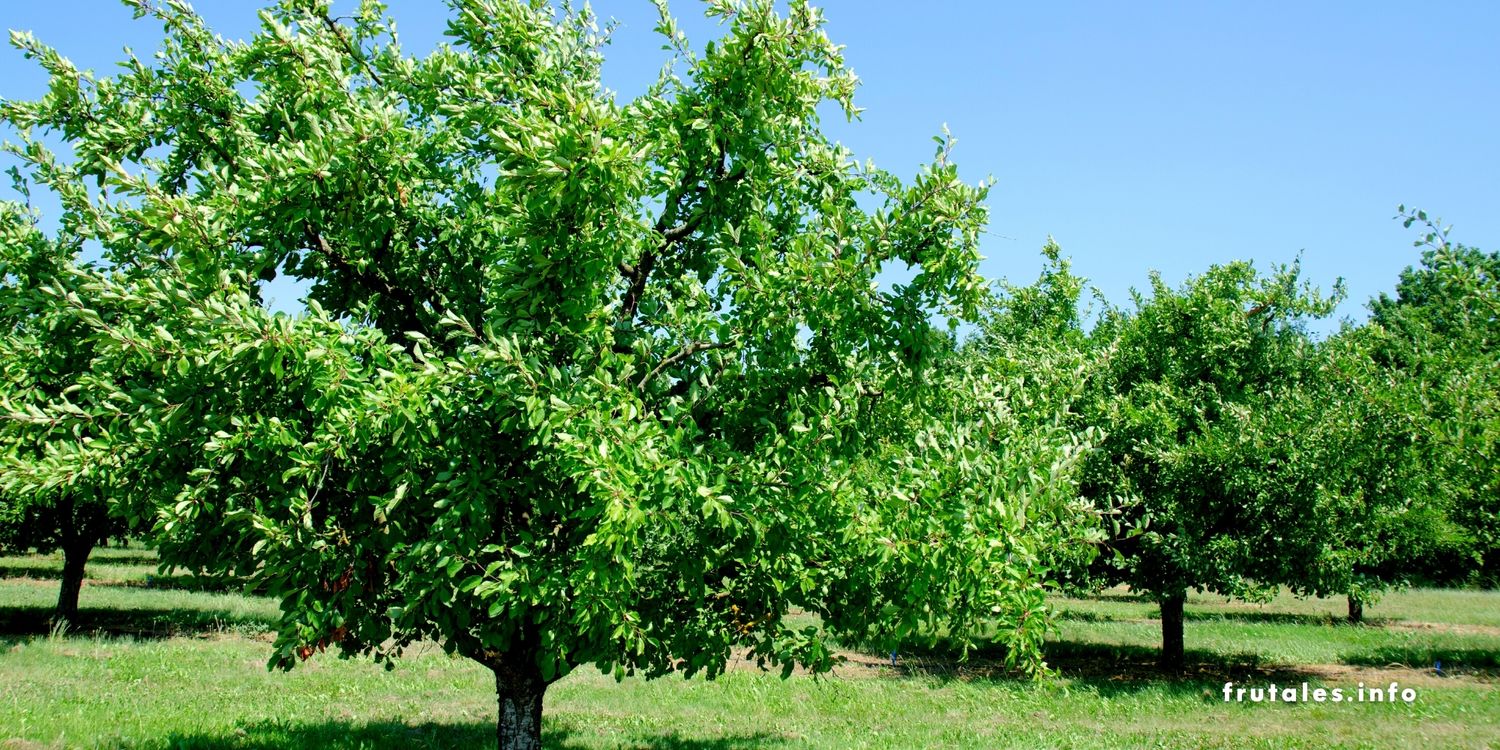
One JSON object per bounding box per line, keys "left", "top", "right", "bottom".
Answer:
{"left": 2, "top": 546, "right": 1497, "bottom": 749}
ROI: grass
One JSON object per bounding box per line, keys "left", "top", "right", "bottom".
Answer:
{"left": 2, "top": 547, "right": 1497, "bottom": 749}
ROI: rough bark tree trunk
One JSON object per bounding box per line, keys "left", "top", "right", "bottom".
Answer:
{"left": 1347, "top": 594, "right": 1364, "bottom": 625}
{"left": 492, "top": 655, "right": 548, "bottom": 750}
{"left": 1159, "top": 592, "right": 1186, "bottom": 670}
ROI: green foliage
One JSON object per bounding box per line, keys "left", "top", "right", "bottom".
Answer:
{"left": 1284, "top": 322, "right": 1457, "bottom": 601}
{"left": 0, "top": 5, "right": 1087, "bottom": 731}
{"left": 825, "top": 327, "right": 1103, "bottom": 671}
{"left": 966, "top": 241, "right": 1094, "bottom": 426}
{"left": 962, "top": 241, "right": 1111, "bottom": 593}
{"left": 974, "top": 239, "right": 1088, "bottom": 350}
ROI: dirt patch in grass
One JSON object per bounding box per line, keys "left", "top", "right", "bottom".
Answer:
{"left": 717, "top": 647, "right": 895, "bottom": 679}
{"left": 827, "top": 650, "right": 904, "bottom": 679}
{"left": 1, "top": 740, "right": 59, "bottom": 750}
{"left": 1291, "top": 662, "right": 1473, "bottom": 688}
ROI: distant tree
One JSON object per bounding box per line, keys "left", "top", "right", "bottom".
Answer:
{"left": 1244, "top": 325, "right": 1453, "bottom": 624}
{"left": 1372, "top": 209, "right": 1500, "bottom": 347}
{"left": 0, "top": 203, "right": 130, "bottom": 625}
{"left": 1222, "top": 212, "right": 1499, "bottom": 625}
{"left": 0, "top": 1, "right": 1093, "bottom": 747}
{"left": 1078, "top": 261, "right": 1344, "bottom": 668}
{"left": 1365, "top": 209, "right": 1500, "bottom": 586}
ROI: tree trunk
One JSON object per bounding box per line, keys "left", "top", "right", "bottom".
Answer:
{"left": 55, "top": 536, "right": 92, "bottom": 627}
{"left": 1347, "top": 594, "right": 1363, "bottom": 625}
{"left": 1159, "top": 592, "right": 1185, "bottom": 670}
{"left": 492, "top": 657, "right": 547, "bottom": 750}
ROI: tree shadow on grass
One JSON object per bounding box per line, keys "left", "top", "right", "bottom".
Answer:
{"left": 0, "top": 604, "right": 274, "bottom": 640}
{"left": 869, "top": 638, "right": 1390, "bottom": 699}
{"left": 1341, "top": 645, "right": 1500, "bottom": 676}
{"left": 1053, "top": 608, "right": 1364, "bottom": 628}
{"left": 1181, "top": 610, "right": 1369, "bottom": 627}
{"left": 81, "top": 552, "right": 164, "bottom": 566}
{"left": 1040, "top": 641, "right": 1344, "bottom": 697}
{"left": 877, "top": 634, "right": 1500, "bottom": 699}
{"left": 1, "top": 552, "right": 163, "bottom": 568}
{"left": 1052, "top": 608, "right": 1132, "bottom": 623}
{"left": 0, "top": 561, "right": 73, "bottom": 581}
{"left": 107, "top": 574, "right": 261, "bottom": 594}
{"left": 1065, "top": 590, "right": 1154, "bottom": 604}
{"left": 0, "top": 563, "right": 250, "bottom": 593}
{"left": 557, "top": 720, "right": 791, "bottom": 750}
{"left": 137, "top": 719, "right": 787, "bottom": 749}
{"left": 146, "top": 721, "right": 488, "bottom": 750}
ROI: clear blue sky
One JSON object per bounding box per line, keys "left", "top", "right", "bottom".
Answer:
{"left": 4, "top": 1, "right": 1497, "bottom": 331}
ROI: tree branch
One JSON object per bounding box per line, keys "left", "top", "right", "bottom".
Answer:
{"left": 302, "top": 223, "right": 424, "bottom": 336}
{"left": 619, "top": 145, "right": 746, "bottom": 321}
{"left": 637, "top": 340, "right": 736, "bottom": 391}
{"left": 318, "top": 12, "right": 384, "bottom": 87}
{"left": 619, "top": 247, "right": 658, "bottom": 321}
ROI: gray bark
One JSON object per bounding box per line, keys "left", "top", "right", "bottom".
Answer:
{"left": 493, "top": 658, "right": 546, "bottom": 750}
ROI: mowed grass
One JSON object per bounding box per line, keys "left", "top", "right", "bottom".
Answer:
{"left": 1, "top": 547, "right": 1497, "bottom": 749}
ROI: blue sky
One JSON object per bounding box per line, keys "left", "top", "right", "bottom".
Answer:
{"left": 3, "top": 1, "right": 1497, "bottom": 331}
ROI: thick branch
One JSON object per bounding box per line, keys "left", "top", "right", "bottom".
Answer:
{"left": 305, "top": 225, "right": 388, "bottom": 295}
{"left": 619, "top": 144, "right": 746, "bottom": 321}
{"left": 637, "top": 340, "right": 736, "bottom": 391}
{"left": 620, "top": 247, "right": 658, "bottom": 321}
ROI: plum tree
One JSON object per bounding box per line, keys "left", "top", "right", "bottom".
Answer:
{"left": 1077, "top": 261, "right": 1343, "bottom": 668}
{"left": 0, "top": 1, "right": 1093, "bottom": 746}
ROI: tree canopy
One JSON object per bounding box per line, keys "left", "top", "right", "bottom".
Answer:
{"left": 1364, "top": 211, "right": 1500, "bottom": 585}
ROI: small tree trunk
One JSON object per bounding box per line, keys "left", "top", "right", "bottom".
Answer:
{"left": 493, "top": 658, "right": 547, "bottom": 750}
{"left": 1159, "top": 592, "right": 1185, "bottom": 670}
{"left": 55, "top": 537, "right": 92, "bottom": 627}
{"left": 1347, "top": 595, "right": 1363, "bottom": 625}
